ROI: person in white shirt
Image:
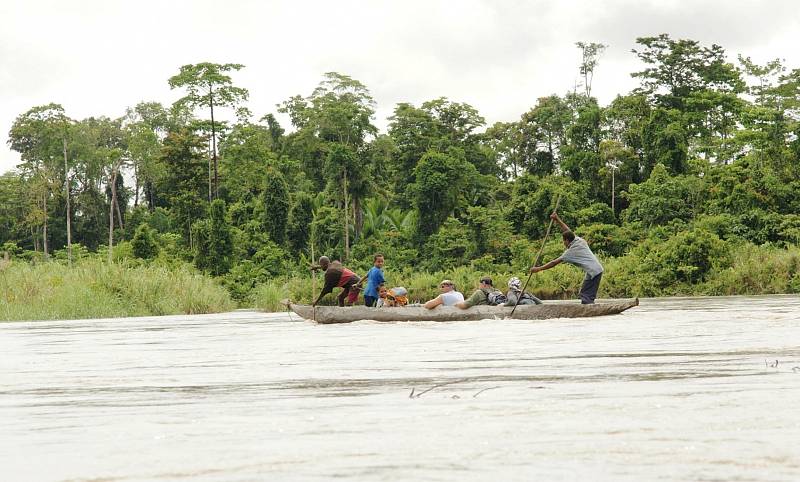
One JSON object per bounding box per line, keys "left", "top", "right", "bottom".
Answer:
{"left": 423, "top": 279, "right": 465, "bottom": 309}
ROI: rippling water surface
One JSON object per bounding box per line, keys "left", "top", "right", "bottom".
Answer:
{"left": 2, "top": 296, "right": 799, "bottom": 481}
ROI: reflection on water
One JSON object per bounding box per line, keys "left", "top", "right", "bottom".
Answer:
{"left": 2, "top": 296, "right": 799, "bottom": 481}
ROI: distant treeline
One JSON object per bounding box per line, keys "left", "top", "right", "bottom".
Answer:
{"left": 2, "top": 34, "right": 800, "bottom": 304}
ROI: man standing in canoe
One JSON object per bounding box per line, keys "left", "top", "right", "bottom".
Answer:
{"left": 311, "top": 256, "right": 361, "bottom": 307}
{"left": 530, "top": 212, "right": 604, "bottom": 304}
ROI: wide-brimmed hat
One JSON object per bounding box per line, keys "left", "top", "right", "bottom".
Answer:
{"left": 439, "top": 279, "right": 454, "bottom": 288}
{"left": 508, "top": 276, "right": 522, "bottom": 291}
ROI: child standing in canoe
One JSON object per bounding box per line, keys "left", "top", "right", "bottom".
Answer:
{"left": 360, "top": 254, "right": 386, "bottom": 307}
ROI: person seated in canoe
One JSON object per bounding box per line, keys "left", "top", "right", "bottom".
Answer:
{"left": 454, "top": 277, "right": 506, "bottom": 309}
{"left": 423, "top": 279, "right": 465, "bottom": 309}
{"left": 505, "top": 276, "right": 542, "bottom": 306}
{"left": 358, "top": 253, "right": 386, "bottom": 307}
{"left": 377, "top": 286, "right": 409, "bottom": 307}
{"left": 311, "top": 256, "right": 361, "bottom": 307}
{"left": 530, "top": 212, "right": 604, "bottom": 304}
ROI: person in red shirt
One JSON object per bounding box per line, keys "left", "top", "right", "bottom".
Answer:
{"left": 311, "top": 256, "right": 361, "bottom": 307}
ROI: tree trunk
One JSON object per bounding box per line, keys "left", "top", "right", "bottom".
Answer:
{"left": 115, "top": 192, "right": 124, "bottom": 231}
{"left": 208, "top": 141, "right": 213, "bottom": 203}
{"left": 354, "top": 197, "right": 364, "bottom": 241}
{"left": 108, "top": 168, "right": 118, "bottom": 264}
{"left": 63, "top": 138, "right": 72, "bottom": 264}
{"left": 133, "top": 162, "right": 139, "bottom": 207}
{"left": 42, "top": 190, "right": 48, "bottom": 260}
{"left": 146, "top": 179, "right": 155, "bottom": 212}
{"left": 209, "top": 87, "right": 218, "bottom": 200}
{"left": 611, "top": 167, "right": 615, "bottom": 215}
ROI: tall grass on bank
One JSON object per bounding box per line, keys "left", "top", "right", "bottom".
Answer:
{"left": 603, "top": 243, "right": 800, "bottom": 298}
{"left": 704, "top": 244, "right": 800, "bottom": 295}
{"left": 0, "top": 259, "right": 235, "bottom": 321}
{"left": 251, "top": 280, "right": 291, "bottom": 312}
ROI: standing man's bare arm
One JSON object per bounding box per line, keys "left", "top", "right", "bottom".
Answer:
{"left": 551, "top": 212, "right": 571, "bottom": 233}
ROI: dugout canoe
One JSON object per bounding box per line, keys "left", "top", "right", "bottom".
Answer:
{"left": 285, "top": 298, "right": 639, "bottom": 324}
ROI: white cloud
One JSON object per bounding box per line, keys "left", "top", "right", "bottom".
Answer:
{"left": 2, "top": 0, "right": 799, "bottom": 173}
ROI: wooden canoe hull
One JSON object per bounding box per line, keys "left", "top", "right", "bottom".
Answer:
{"left": 286, "top": 299, "right": 639, "bottom": 324}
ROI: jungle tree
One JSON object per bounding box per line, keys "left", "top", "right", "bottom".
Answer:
{"left": 169, "top": 63, "right": 249, "bottom": 200}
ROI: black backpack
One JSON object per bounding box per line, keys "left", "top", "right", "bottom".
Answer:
{"left": 485, "top": 289, "right": 507, "bottom": 306}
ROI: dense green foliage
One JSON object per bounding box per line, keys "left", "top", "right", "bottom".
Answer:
{"left": 131, "top": 224, "right": 159, "bottom": 259}
{"left": 3, "top": 35, "right": 800, "bottom": 315}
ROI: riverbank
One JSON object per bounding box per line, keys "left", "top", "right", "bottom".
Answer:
{"left": 0, "top": 259, "right": 235, "bottom": 321}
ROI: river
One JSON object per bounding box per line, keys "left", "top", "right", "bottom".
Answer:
{"left": 1, "top": 296, "right": 799, "bottom": 481}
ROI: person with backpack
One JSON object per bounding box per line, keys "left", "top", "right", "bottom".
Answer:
{"left": 455, "top": 277, "right": 506, "bottom": 309}
{"left": 505, "top": 276, "right": 542, "bottom": 306}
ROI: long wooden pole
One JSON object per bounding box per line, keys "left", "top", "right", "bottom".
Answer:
{"left": 311, "top": 241, "right": 316, "bottom": 322}
{"left": 343, "top": 168, "right": 349, "bottom": 262}
{"left": 509, "top": 195, "right": 562, "bottom": 318}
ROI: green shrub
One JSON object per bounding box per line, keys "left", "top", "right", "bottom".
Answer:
{"left": 659, "top": 229, "right": 730, "bottom": 283}
{"left": 223, "top": 242, "right": 288, "bottom": 302}
{"left": 425, "top": 217, "right": 471, "bottom": 269}
{"left": 693, "top": 214, "right": 748, "bottom": 241}
{"left": 578, "top": 223, "right": 634, "bottom": 257}
{"left": 2, "top": 242, "right": 21, "bottom": 258}
{"left": 252, "top": 280, "right": 291, "bottom": 312}
{"left": 622, "top": 163, "right": 704, "bottom": 227}
{"left": 350, "top": 231, "right": 419, "bottom": 273}
{"left": 575, "top": 202, "right": 615, "bottom": 226}
{"left": 132, "top": 224, "right": 159, "bottom": 259}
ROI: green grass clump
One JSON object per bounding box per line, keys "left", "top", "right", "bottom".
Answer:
{"left": 0, "top": 258, "right": 235, "bottom": 321}
{"left": 251, "top": 280, "right": 291, "bottom": 312}
{"left": 703, "top": 244, "right": 800, "bottom": 295}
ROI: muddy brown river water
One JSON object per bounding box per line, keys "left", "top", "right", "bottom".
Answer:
{"left": 1, "top": 296, "right": 799, "bottom": 481}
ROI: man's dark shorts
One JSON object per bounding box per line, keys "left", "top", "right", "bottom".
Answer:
{"left": 580, "top": 273, "right": 602, "bottom": 304}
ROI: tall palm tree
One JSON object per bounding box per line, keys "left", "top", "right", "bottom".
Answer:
{"left": 360, "top": 198, "right": 388, "bottom": 240}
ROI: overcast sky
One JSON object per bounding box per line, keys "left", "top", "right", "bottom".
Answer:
{"left": 2, "top": 0, "right": 798, "bottom": 174}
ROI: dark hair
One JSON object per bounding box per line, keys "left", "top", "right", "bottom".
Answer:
{"left": 562, "top": 231, "right": 575, "bottom": 243}
{"left": 480, "top": 276, "right": 493, "bottom": 286}
{"left": 374, "top": 253, "right": 384, "bottom": 261}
